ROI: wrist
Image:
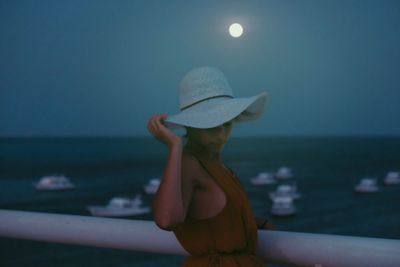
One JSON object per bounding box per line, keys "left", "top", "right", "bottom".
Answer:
{"left": 168, "top": 138, "right": 182, "bottom": 151}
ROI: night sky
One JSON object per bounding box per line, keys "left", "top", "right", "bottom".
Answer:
{"left": 1, "top": 0, "right": 400, "bottom": 137}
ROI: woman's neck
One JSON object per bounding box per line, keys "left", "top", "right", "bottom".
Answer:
{"left": 184, "top": 139, "right": 222, "bottom": 162}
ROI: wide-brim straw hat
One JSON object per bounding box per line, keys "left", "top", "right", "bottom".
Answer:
{"left": 164, "top": 66, "right": 268, "bottom": 129}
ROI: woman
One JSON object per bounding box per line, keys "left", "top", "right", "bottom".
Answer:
{"left": 147, "top": 66, "right": 270, "bottom": 266}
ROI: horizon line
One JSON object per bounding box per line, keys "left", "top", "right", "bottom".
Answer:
{"left": 1, "top": 134, "right": 400, "bottom": 139}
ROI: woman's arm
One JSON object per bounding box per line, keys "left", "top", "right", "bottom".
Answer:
{"left": 147, "top": 114, "right": 195, "bottom": 230}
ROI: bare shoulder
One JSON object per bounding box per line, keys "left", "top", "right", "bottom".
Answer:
{"left": 181, "top": 151, "right": 201, "bottom": 183}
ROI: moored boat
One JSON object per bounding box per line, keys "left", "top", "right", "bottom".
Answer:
{"left": 269, "top": 184, "right": 301, "bottom": 201}
{"left": 87, "top": 194, "right": 150, "bottom": 217}
{"left": 383, "top": 171, "right": 400, "bottom": 185}
{"left": 250, "top": 172, "right": 276, "bottom": 185}
{"left": 144, "top": 178, "right": 161, "bottom": 194}
{"left": 271, "top": 196, "right": 296, "bottom": 216}
{"left": 34, "top": 175, "right": 75, "bottom": 191}
{"left": 354, "top": 178, "right": 379, "bottom": 193}
{"left": 275, "top": 166, "right": 293, "bottom": 179}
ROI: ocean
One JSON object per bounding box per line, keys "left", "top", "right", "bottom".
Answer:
{"left": 0, "top": 136, "right": 399, "bottom": 267}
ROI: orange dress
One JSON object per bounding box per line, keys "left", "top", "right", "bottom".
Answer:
{"left": 173, "top": 157, "right": 265, "bottom": 267}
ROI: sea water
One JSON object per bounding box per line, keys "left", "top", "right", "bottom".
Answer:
{"left": 1, "top": 137, "right": 399, "bottom": 267}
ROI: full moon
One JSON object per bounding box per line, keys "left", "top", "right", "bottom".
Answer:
{"left": 229, "top": 23, "right": 243, "bottom": 38}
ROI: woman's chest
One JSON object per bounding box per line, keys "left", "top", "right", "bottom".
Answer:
{"left": 188, "top": 174, "right": 227, "bottom": 220}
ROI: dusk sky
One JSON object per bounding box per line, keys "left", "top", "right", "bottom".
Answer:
{"left": 1, "top": 0, "right": 400, "bottom": 137}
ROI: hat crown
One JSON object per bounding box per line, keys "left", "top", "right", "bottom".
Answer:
{"left": 179, "top": 67, "right": 234, "bottom": 110}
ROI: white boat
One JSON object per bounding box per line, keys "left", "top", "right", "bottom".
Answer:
{"left": 34, "top": 175, "right": 75, "bottom": 191}
{"left": 250, "top": 172, "right": 276, "bottom": 185}
{"left": 271, "top": 196, "right": 296, "bottom": 216}
{"left": 354, "top": 178, "right": 379, "bottom": 193}
{"left": 269, "top": 184, "right": 301, "bottom": 201}
{"left": 87, "top": 194, "right": 150, "bottom": 217}
{"left": 275, "top": 167, "right": 293, "bottom": 179}
{"left": 144, "top": 178, "right": 160, "bottom": 194}
{"left": 384, "top": 171, "right": 400, "bottom": 185}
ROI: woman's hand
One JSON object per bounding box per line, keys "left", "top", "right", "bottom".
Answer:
{"left": 147, "top": 114, "right": 182, "bottom": 149}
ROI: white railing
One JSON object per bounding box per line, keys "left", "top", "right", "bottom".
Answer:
{"left": 0, "top": 209, "right": 399, "bottom": 267}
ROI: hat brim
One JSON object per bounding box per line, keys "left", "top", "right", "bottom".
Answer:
{"left": 164, "top": 92, "right": 268, "bottom": 129}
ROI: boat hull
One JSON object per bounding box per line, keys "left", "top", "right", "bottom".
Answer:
{"left": 34, "top": 183, "right": 75, "bottom": 191}
{"left": 271, "top": 207, "right": 296, "bottom": 216}
{"left": 250, "top": 179, "right": 276, "bottom": 186}
{"left": 353, "top": 187, "right": 379, "bottom": 193}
